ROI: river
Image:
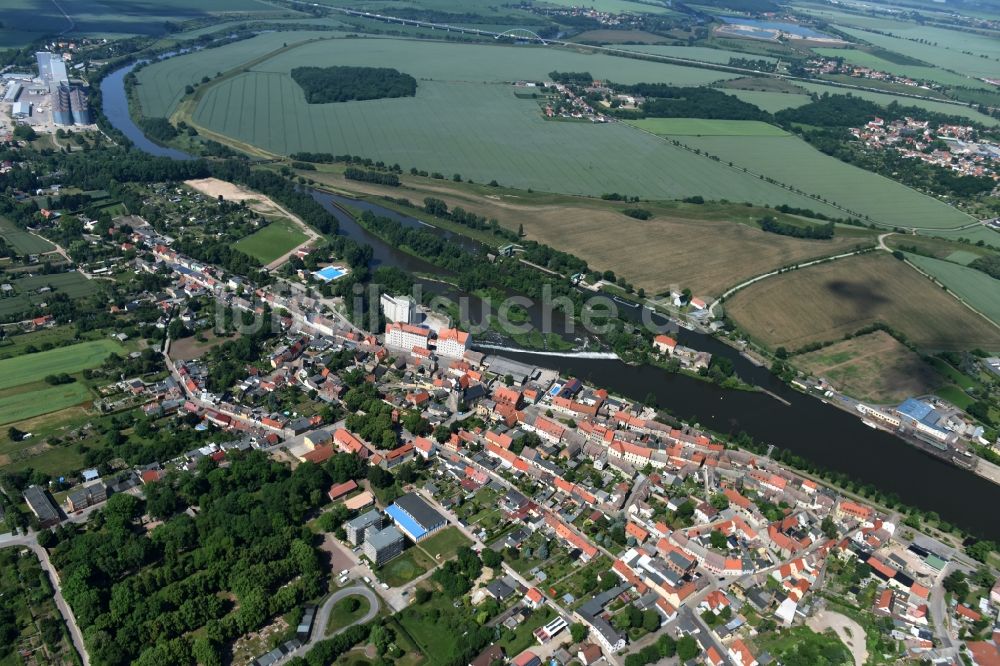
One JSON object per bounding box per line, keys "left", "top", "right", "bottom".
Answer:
{"left": 99, "top": 63, "right": 1000, "bottom": 540}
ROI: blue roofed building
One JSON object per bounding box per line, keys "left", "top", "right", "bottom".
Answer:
{"left": 386, "top": 492, "right": 446, "bottom": 542}
{"left": 895, "top": 398, "right": 952, "bottom": 446}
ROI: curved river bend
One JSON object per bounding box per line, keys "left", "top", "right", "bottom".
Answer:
{"left": 100, "top": 64, "right": 1000, "bottom": 539}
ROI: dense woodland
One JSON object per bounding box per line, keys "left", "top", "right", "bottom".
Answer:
{"left": 49, "top": 451, "right": 341, "bottom": 666}
{"left": 290, "top": 66, "right": 417, "bottom": 104}
{"left": 614, "top": 84, "right": 770, "bottom": 121}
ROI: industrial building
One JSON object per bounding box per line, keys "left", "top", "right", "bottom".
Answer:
{"left": 69, "top": 87, "right": 91, "bottom": 125}
{"left": 380, "top": 293, "right": 416, "bottom": 324}
{"left": 23, "top": 485, "right": 60, "bottom": 528}
{"left": 384, "top": 322, "right": 430, "bottom": 351}
{"left": 385, "top": 492, "right": 446, "bottom": 542}
{"left": 36, "top": 51, "right": 68, "bottom": 90}
{"left": 66, "top": 480, "right": 107, "bottom": 512}
{"left": 3, "top": 82, "right": 21, "bottom": 103}
{"left": 895, "top": 398, "right": 953, "bottom": 446}
{"left": 53, "top": 83, "right": 73, "bottom": 126}
{"left": 435, "top": 327, "right": 470, "bottom": 358}
{"left": 346, "top": 508, "right": 383, "bottom": 545}
{"left": 11, "top": 101, "right": 30, "bottom": 117}
{"left": 363, "top": 525, "right": 405, "bottom": 565}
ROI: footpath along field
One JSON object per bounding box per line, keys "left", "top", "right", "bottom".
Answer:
{"left": 904, "top": 253, "right": 1000, "bottom": 325}
{"left": 680, "top": 134, "right": 975, "bottom": 230}
{"left": 725, "top": 253, "right": 1000, "bottom": 352}
{"left": 135, "top": 30, "right": 336, "bottom": 117}
{"left": 0, "top": 217, "right": 54, "bottom": 253}
{"left": 0, "top": 382, "right": 92, "bottom": 425}
{"left": 629, "top": 118, "right": 789, "bottom": 136}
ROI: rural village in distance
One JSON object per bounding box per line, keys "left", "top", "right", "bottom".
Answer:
{"left": 1, "top": 0, "right": 1000, "bottom": 666}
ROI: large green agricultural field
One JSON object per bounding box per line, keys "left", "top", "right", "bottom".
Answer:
{"left": 0, "top": 340, "right": 124, "bottom": 391}
{"left": 836, "top": 26, "right": 1000, "bottom": 81}
{"left": 194, "top": 76, "right": 842, "bottom": 207}
{"left": 135, "top": 30, "right": 338, "bottom": 118}
{"left": 0, "top": 217, "right": 55, "bottom": 254}
{"left": 141, "top": 33, "right": 737, "bottom": 119}
{"left": 725, "top": 253, "right": 1000, "bottom": 352}
{"left": 904, "top": 254, "right": 1000, "bottom": 326}
{"left": 629, "top": 118, "right": 789, "bottom": 136}
{"left": 233, "top": 218, "right": 309, "bottom": 264}
{"left": 626, "top": 44, "right": 777, "bottom": 65}
{"left": 812, "top": 47, "right": 978, "bottom": 88}
{"left": 250, "top": 37, "right": 737, "bottom": 88}
{"left": 0, "top": 382, "right": 93, "bottom": 425}
{"left": 680, "top": 134, "right": 975, "bottom": 229}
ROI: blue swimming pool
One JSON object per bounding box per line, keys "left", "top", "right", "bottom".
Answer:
{"left": 314, "top": 266, "right": 346, "bottom": 281}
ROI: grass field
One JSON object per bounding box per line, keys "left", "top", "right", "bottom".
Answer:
{"left": 904, "top": 253, "right": 1000, "bottom": 325}
{"left": 0, "top": 218, "right": 54, "bottom": 254}
{"left": 629, "top": 118, "right": 789, "bottom": 136}
{"left": 0, "top": 272, "right": 100, "bottom": 320}
{"left": 725, "top": 253, "right": 1000, "bottom": 351}
{"left": 813, "top": 47, "right": 980, "bottom": 88}
{"left": 0, "top": 382, "right": 92, "bottom": 425}
{"left": 306, "top": 169, "right": 875, "bottom": 296}
{"left": 379, "top": 548, "right": 434, "bottom": 588}
{"left": 418, "top": 527, "right": 472, "bottom": 560}
{"left": 681, "top": 134, "right": 975, "bottom": 229}
{"left": 0, "top": 340, "right": 124, "bottom": 391}
{"left": 721, "top": 89, "right": 813, "bottom": 113}
{"left": 233, "top": 218, "right": 309, "bottom": 264}
{"left": 325, "top": 595, "right": 371, "bottom": 637}
{"left": 793, "top": 331, "right": 943, "bottom": 403}
{"left": 397, "top": 593, "right": 462, "bottom": 666}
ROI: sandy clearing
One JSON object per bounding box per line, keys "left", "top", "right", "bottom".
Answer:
{"left": 808, "top": 610, "right": 867, "bottom": 666}
{"left": 184, "top": 177, "right": 320, "bottom": 269}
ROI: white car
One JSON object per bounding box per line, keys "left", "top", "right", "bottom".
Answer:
{"left": 363, "top": 576, "right": 372, "bottom": 584}
{"left": 340, "top": 569, "right": 350, "bottom": 576}
{"left": 380, "top": 582, "right": 389, "bottom": 590}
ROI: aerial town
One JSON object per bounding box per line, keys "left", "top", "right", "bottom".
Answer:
{"left": 851, "top": 117, "right": 1000, "bottom": 181}
{"left": 1, "top": 1, "right": 1000, "bottom": 665}
{"left": 6, "top": 178, "right": 997, "bottom": 666}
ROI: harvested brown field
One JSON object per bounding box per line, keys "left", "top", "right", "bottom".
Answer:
{"left": 302, "top": 168, "right": 873, "bottom": 297}
{"left": 726, "top": 253, "right": 1000, "bottom": 351}
{"left": 169, "top": 330, "right": 238, "bottom": 361}
{"left": 793, "top": 331, "right": 943, "bottom": 403}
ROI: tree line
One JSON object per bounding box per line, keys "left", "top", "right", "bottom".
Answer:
{"left": 759, "top": 215, "right": 835, "bottom": 239}
{"left": 344, "top": 167, "right": 400, "bottom": 187}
